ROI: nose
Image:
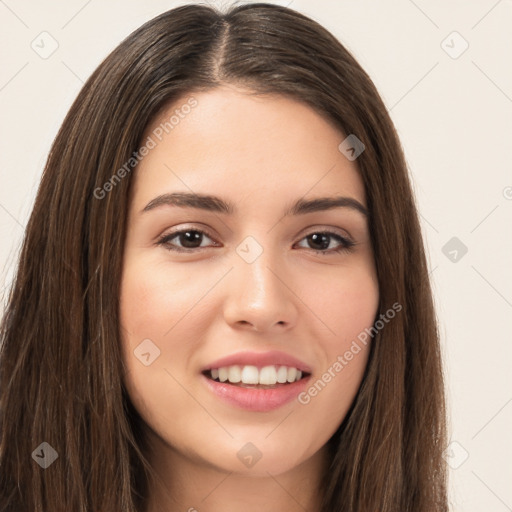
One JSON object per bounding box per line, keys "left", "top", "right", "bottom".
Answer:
{"left": 223, "top": 248, "right": 298, "bottom": 333}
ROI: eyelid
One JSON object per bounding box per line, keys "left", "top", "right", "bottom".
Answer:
{"left": 158, "top": 223, "right": 353, "bottom": 240}
{"left": 299, "top": 225, "right": 353, "bottom": 241}
{"left": 156, "top": 223, "right": 217, "bottom": 241}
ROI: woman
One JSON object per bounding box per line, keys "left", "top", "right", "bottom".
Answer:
{"left": 0, "top": 3, "right": 448, "bottom": 511}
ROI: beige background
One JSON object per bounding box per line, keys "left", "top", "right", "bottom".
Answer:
{"left": 1, "top": 1, "right": 511, "bottom": 510}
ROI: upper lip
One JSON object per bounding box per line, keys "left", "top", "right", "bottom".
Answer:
{"left": 202, "top": 350, "right": 312, "bottom": 374}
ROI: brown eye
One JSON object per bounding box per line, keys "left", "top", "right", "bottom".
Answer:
{"left": 157, "top": 229, "right": 216, "bottom": 252}
{"left": 295, "top": 231, "right": 355, "bottom": 255}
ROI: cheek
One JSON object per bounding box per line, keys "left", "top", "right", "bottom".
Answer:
{"left": 296, "top": 264, "right": 378, "bottom": 411}
{"left": 118, "top": 258, "right": 203, "bottom": 426}
{"left": 307, "top": 262, "right": 379, "bottom": 344}
{"left": 120, "top": 260, "right": 175, "bottom": 337}
{"left": 118, "top": 256, "right": 218, "bottom": 393}
{"left": 119, "top": 256, "right": 209, "bottom": 341}
{"left": 118, "top": 257, "right": 189, "bottom": 400}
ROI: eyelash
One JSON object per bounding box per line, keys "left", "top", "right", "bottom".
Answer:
{"left": 156, "top": 227, "right": 356, "bottom": 256}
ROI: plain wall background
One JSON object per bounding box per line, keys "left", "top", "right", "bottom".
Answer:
{"left": 0, "top": 1, "right": 511, "bottom": 510}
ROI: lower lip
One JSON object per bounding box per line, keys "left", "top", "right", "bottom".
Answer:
{"left": 201, "top": 373, "right": 311, "bottom": 412}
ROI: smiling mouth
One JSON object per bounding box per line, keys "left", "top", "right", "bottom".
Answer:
{"left": 202, "top": 365, "right": 310, "bottom": 389}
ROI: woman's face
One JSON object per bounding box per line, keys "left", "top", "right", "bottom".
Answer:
{"left": 120, "top": 85, "right": 379, "bottom": 477}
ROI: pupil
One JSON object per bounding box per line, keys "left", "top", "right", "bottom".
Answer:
{"left": 181, "top": 231, "right": 202, "bottom": 248}
{"left": 309, "top": 233, "right": 329, "bottom": 250}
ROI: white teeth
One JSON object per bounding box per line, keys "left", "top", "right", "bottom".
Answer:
{"left": 218, "top": 367, "right": 228, "bottom": 382}
{"left": 227, "top": 365, "right": 241, "bottom": 383}
{"left": 286, "top": 367, "right": 297, "bottom": 383}
{"left": 241, "top": 365, "right": 259, "bottom": 384}
{"left": 259, "top": 365, "right": 277, "bottom": 385}
{"left": 209, "top": 364, "right": 305, "bottom": 384}
{"left": 276, "top": 365, "right": 288, "bottom": 383}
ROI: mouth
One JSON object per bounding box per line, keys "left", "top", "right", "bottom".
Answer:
{"left": 200, "top": 350, "right": 313, "bottom": 411}
{"left": 202, "top": 365, "right": 311, "bottom": 389}
{"left": 201, "top": 363, "right": 312, "bottom": 412}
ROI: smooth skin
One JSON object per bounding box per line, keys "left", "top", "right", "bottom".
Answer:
{"left": 119, "top": 84, "right": 379, "bottom": 512}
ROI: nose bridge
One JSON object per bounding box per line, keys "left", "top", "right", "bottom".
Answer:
{"left": 224, "top": 235, "right": 296, "bottom": 330}
{"left": 236, "top": 239, "right": 282, "bottom": 304}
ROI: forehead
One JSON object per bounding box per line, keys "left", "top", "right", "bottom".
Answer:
{"left": 132, "top": 86, "right": 366, "bottom": 209}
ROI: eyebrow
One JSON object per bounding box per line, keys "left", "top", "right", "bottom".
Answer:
{"left": 141, "top": 192, "right": 369, "bottom": 217}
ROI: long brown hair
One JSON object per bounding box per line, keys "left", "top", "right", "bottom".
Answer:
{"left": 0, "top": 3, "right": 448, "bottom": 511}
